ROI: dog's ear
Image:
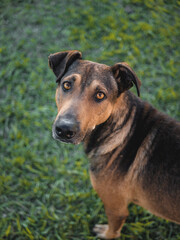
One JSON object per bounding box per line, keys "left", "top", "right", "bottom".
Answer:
{"left": 48, "top": 50, "right": 82, "bottom": 82}
{"left": 111, "top": 62, "right": 141, "bottom": 97}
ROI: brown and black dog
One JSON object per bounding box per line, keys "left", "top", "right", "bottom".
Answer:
{"left": 48, "top": 50, "right": 180, "bottom": 239}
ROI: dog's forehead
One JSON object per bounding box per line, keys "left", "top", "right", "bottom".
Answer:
{"left": 70, "top": 59, "right": 110, "bottom": 75}
{"left": 68, "top": 59, "right": 116, "bottom": 90}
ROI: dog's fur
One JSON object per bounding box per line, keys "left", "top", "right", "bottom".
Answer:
{"left": 48, "top": 50, "right": 180, "bottom": 239}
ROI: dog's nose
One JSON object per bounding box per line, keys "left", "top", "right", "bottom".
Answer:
{"left": 55, "top": 118, "right": 78, "bottom": 139}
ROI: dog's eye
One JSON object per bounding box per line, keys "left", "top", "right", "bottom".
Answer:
{"left": 62, "top": 81, "right": 72, "bottom": 91}
{"left": 95, "top": 92, "right": 106, "bottom": 101}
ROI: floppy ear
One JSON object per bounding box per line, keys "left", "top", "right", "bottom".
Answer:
{"left": 111, "top": 62, "right": 141, "bottom": 96}
{"left": 48, "top": 50, "right": 82, "bottom": 82}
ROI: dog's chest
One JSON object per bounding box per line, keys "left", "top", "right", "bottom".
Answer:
{"left": 89, "top": 170, "right": 131, "bottom": 204}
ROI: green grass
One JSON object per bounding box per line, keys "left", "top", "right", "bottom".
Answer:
{"left": 0, "top": 0, "right": 180, "bottom": 239}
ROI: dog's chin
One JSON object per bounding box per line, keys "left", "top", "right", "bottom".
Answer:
{"left": 52, "top": 131, "right": 83, "bottom": 145}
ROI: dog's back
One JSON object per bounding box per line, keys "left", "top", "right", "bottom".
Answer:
{"left": 140, "top": 103, "right": 180, "bottom": 222}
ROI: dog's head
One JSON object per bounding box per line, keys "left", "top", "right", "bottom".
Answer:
{"left": 49, "top": 50, "right": 141, "bottom": 144}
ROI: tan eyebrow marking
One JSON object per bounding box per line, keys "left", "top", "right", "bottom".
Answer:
{"left": 63, "top": 74, "right": 81, "bottom": 82}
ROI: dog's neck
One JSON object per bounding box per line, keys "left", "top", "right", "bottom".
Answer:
{"left": 84, "top": 91, "right": 139, "bottom": 158}
{"left": 84, "top": 91, "right": 159, "bottom": 175}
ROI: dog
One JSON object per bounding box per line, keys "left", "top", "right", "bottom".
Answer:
{"left": 48, "top": 50, "right": 180, "bottom": 239}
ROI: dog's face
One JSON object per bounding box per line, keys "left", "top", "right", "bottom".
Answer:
{"left": 49, "top": 51, "right": 140, "bottom": 144}
{"left": 53, "top": 60, "right": 118, "bottom": 144}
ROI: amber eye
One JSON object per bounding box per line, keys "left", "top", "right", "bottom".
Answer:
{"left": 63, "top": 81, "right": 71, "bottom": 91}
{"left": 95, "top": 92, "right": 105, "bottom": 101}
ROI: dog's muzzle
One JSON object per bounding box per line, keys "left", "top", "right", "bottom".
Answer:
{"left": 53, "top": 115, "right": 80, "bottom": 143}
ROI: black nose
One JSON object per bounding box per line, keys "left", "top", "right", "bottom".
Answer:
{"left": 55, "top": 118, "right": 78, "bottom": 140}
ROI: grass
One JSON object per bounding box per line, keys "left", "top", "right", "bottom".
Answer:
{"left": 0, "top": 0, "right": 180, "bottom": 239}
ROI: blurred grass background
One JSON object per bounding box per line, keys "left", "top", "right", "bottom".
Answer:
{"left": 0, "top": 0, "right": 180, "bottom": 239}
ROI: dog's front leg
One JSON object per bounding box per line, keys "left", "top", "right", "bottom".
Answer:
{"left": 93, "top": 205, "right": 129, "bottom": 239}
